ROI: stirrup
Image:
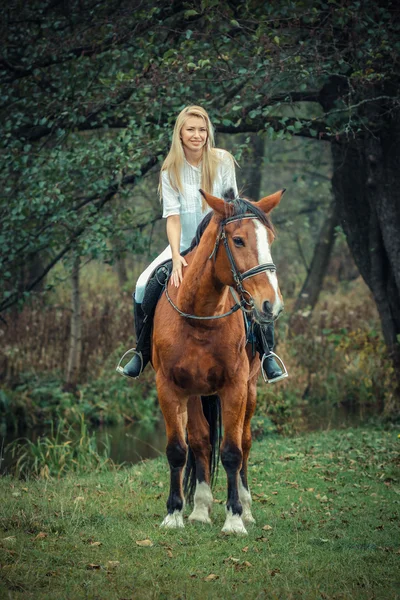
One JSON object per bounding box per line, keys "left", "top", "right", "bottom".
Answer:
{"left": 261, "top": 351, "right": 288, "bottom": 384}
{"left": 116, "top": 347, "right": 143, "bottom": 378}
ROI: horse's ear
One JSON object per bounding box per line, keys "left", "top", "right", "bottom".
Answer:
{"left": 258, "top": 189, "right": 286, "bottom": 214}
{"left": 199, "top": 189, "right": 234, "bottom": 218}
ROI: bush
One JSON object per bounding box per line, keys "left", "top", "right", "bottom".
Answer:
{"left": 6, "top": 414, "right": 118, "bottom": 479}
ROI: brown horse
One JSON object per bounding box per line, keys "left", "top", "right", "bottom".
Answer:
{"left": 152, "top": 189, "right": 284, "bottom": 534}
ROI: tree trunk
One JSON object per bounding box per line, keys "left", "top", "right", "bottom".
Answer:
{"left": 64, "top": 254, "right": 82, "bottom": 393}
{"left": 290, "top": 199, "right": 338, "bottom": 329}
{"left": 331, "top": 107, "right": 400, "bottom": 402}
{"left": 115, "top": 257, "right": 128, "bottom": 288}
{"left": 243, "top": 134, "right": 265, "bottom": 200}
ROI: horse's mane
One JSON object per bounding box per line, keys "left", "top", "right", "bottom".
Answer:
{"left": 189, "top": 189, "right": 275, "bottom": 251}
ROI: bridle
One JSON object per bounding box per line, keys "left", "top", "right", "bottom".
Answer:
{"left": 165, "top": 213, "right": 277, "bottom": 321}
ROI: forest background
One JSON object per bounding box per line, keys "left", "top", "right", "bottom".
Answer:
{"left": 1, "top": 0, "right": 399, "bottom": 454}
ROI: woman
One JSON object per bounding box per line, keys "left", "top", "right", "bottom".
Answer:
{"left": 119, "top": 105, "right": 286, "bottom": 383}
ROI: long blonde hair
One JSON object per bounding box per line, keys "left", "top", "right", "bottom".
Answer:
{"left": 159, "top": 105, "right": 230, "bottom": 211}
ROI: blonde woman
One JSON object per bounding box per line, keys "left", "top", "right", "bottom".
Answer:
{"left": 119, "top": 106, "right": 286, "bottom": 383}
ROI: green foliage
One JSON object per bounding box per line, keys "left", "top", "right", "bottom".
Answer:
{"left": 0, "top": 365, "right": 159, "bottom": 433}
{"left": 1, "top": 0, "right": 399, "bottom": 311}
{"left": 293, "top": 326, "right": 393, "bottom": 410}
{"left": 256, "top": 384, "right": 302, "bottom": 436}
{"left": 6, "top": 415, "right": 117, "bottom": 479}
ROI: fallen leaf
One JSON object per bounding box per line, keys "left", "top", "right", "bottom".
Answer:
{"left": 243, "top": 561, "right": 252, "bottom": 567}
{"left": 262, "top": 525, "right": 273, "bottom": 531}
{"left": 223, "top": 556, "right": 240, "bottom": 563}
{"left": 242, "top": 546, "right": 249, "bottom": 553}
{"left": 90, "top": 541, "right": 102, "bottom": 547}
{"left": 167, "top": 550, "right": 173, "bottom": 558}
{"left": 204, "top": 574, "right": 218, "bottom": 581}
{"left": 1, "top": 536, "right": 16, "bottom": 546}
{"left": 34, "top": 532, "right": 48, "bottom": 540}
{"left": 315, "top": 494, "right": 328, "bottom": 503}
{"left": 87, "top": 563, "right": 101, "bottom": 570}
{"left": 136, "top": 539, "right": 153, "bottom": 547}
{"left": 270, "top": 568, "right": 281, "bottom": 577}
{"left": 74, "top": 496, "right": 85, "bottom": 502}
{"left": 107, "top": 561, "right": 120, "bottom": 569}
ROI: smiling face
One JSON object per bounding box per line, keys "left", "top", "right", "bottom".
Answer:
{"left": 180, "top": 116, "right": 208, "bottom": 154}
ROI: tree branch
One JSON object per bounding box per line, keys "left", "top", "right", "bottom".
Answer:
{"left": 0, "top": 154, "right": 158, "bottom": 313}
{"left": 217, "top": 115, "right": 330, "bottom": 140}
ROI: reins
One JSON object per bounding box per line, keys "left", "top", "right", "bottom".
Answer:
{"left": 164, "top": 213, "right": 277, "bottom": 321}
{"left": 165, "top": 286, "right": 243, "bottom": 320}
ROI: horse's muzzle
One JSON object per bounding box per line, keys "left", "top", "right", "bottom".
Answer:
{"left": 255, "top": 301, "right": 284, "bottom": 324}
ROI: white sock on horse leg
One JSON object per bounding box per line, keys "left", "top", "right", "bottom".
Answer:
{"left": 188, "top": 481, "right": 213, "bottom": 524}
{"left": 160, "top": 510, "right": 184, "bottom": 529}
{"left": 221, "top": 507, "right": 247, "bottom": 535}
{"left": 238, "top": 478, "right": 256, "bottom": 524}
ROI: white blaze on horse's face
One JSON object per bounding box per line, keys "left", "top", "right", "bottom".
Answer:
{"left": 253, "top": 220, "right": 283, "bottom": 318}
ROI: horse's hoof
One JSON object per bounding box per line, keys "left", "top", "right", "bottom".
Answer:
{"left": 160, "top": 510, "right": 184, "bottom": 529}
{"left": 221, "top": 510, "right": 248, "bottom": 535}
{"left": 188, "top": 508, "right": 212, "bottom": 524}
{"left": 242, "top": 509, "right": 256, "bottom": 524}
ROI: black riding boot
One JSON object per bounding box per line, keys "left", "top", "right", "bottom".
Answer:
{"left": 120, "top": 300, "right": 152, "bottom": 379}
{"left": 255, "top": 322, "right": 288, "bottom": 384}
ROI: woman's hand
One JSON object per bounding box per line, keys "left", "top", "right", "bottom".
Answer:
{"left": 171, "top": 255, "right": 188, "bottom": 287}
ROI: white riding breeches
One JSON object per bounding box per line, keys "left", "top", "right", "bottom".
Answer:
{"left": 134, "top": 245, "right": 173, "bottom": 303}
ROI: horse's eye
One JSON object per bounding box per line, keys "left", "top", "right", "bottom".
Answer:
{"left": 233, "top": 237, "right": 245, "bottom": 247}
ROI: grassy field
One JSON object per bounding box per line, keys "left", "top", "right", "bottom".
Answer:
{"left": 0, "top": 427, "right": 399, "bottom": 600}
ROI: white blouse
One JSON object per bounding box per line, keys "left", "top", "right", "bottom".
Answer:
{"left": 161, "top": 149, "right": 238, "bottom": 252}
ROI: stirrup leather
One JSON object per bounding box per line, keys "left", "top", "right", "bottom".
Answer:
{"left": 261, "top": 351, "right": 288, "bottom": 384}
{"left": 116, "top": 347, "right": 143, "bottom": 378}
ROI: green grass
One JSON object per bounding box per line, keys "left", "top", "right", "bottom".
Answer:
{"left": 1, "top": 427, "right": 399, "bottom": 599}
{"left": 6, "top": 415, "right": 116, "bottom": 479}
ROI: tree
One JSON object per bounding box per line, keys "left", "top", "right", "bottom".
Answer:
{"left": 291, "top": 199, "right": 338, "bottom": 321}
{"left": 1, "top": 0, "right": 399, "bottom": 386}
{"left": 64, "top": 253, "right": 82, "bottom": 393}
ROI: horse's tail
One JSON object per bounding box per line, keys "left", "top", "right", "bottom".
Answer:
{"left": 183, "top": 395, "right": 222, "bottom": 504}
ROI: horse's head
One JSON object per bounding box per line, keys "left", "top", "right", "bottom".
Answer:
{"left": 200, "top": 189, "right": 285, "bottom": 323}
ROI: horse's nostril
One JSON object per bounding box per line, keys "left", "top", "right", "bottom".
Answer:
{"left": 263, "top": 300, "right": 272, "bottom": 315}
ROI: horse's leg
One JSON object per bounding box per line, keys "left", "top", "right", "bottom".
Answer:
{"left": 187, "top": 396, "right": 213, "bottom": 524}
{"left": 238, "top": 377, "right": 257, "bottom": 524}
{"left": 157, "top": 374, "right": 188, "bottom": 529}
{"left": 220, "top": 382, "right": 248, "bottom": 534}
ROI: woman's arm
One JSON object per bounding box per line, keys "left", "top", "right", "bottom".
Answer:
{"left": 166, "top": 215, "right": 188, "bottom": 287}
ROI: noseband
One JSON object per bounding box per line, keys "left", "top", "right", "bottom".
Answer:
{"left": 165, "top": 213, "right": 277, "bottom": 321}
